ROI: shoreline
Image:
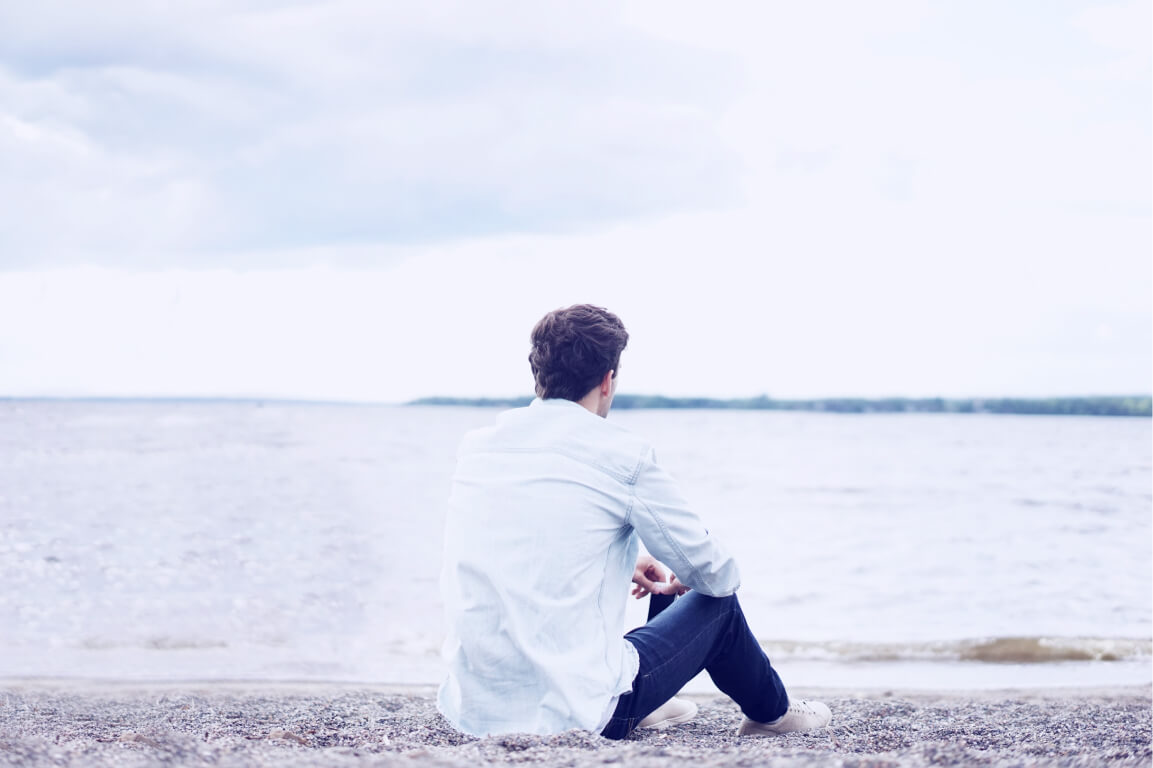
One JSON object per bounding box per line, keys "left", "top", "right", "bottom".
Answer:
{"left": 3, "top": 677, "right": 1151, "bottom": 698}
{"left": 2, "top": 681, "right": 1149, "bottom": 767}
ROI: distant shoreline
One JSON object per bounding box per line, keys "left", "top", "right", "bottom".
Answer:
{"left": 2, "top": 395, "right": 1149, "bottom": 417}
{"left": 409, "top": 394, "right": 1153, "bottom": 417}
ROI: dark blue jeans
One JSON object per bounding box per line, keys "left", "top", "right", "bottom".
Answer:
{"left": 600, "top": 591, "right": 789, "bottom": 739}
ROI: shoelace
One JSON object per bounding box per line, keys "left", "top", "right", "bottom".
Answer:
{"left": 789, "top": 700, "right": 818, "bottom": 715}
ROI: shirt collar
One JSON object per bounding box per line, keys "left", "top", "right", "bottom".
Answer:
{"left": 530, "top": 397, "right": 594, "bottom": 415}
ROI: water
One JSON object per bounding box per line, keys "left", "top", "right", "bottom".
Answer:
{"left": 1, "top": 401, "right": 1149, "bottom": 688}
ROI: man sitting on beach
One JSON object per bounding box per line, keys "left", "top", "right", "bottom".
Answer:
{"left": 437, "top": 304, "right": 831, "bottom": 739}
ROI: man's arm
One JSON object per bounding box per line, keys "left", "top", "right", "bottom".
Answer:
{"left": 628, "top": 450, "right": 740, "bottom": 597}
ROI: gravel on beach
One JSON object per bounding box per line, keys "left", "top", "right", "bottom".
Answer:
{"left": 0, "top": 684, "right": 1149, "bottom": 768}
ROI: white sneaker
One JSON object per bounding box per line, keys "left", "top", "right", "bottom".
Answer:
{"left": 637, "top": 697, "right": 698, "bottom": 730}
{"left": 737, "top": 699, "right": 831, "bottom": 736}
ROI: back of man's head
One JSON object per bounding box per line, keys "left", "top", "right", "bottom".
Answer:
{"left": 529, "top": 305, "right": 629, "bottom": 401}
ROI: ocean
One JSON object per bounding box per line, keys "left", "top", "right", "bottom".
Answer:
{"left": 1, "top": 400, "right": 1149, "bottom": 690}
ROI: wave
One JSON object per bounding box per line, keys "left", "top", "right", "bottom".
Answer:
{"left": 760, "top": 637, "right": 1152, "bottom": 664}
{"left": 80, "top": 636, "right": 230, "bottom": 651}
{"left": 53, "top": 635, "right": 1153, "bottom": 665}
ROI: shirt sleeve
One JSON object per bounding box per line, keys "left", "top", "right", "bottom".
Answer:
{"left": 627, "top": 448, "right": 741, "bottom": 597}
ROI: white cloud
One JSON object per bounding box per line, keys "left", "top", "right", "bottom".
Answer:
{"left": 0, "top": 1, "right": 738, "bottom": 266}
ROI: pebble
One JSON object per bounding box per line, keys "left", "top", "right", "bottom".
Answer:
{"left": 0, "top": 686, "right": 1148, "bottom": 767}
{"left": 267, "top": 729, "right": 309, "bottom": 745}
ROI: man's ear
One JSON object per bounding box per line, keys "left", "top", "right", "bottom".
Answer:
{"left": 601, "top": 370, "right": 614, "bottom": 395}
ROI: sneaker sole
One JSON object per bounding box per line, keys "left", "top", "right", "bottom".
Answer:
{"left": 638, "top": 701, "right": 699, "bottom": 730}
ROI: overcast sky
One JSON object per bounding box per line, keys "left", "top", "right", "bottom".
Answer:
{"left": 1, "top": 1, "right": 1149, "bottom": 402}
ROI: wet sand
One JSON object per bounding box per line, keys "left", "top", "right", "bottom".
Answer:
{"left": 1, "top": 681, "right": 1149, "bottom": 767}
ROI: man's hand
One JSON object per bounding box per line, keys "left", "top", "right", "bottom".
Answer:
{"left": 631, "top": 554, "right": 690, "bottom": 599}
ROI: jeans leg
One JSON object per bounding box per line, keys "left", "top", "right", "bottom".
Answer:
{"left": 647, "top": 592, "right": 675, "bottom": 622}
{"left": 600, "top": 591, "right": 788, "bottom": 739}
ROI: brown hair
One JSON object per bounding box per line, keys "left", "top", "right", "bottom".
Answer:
{"left": 529, "top": 305, "right": 629, "bottom": 401}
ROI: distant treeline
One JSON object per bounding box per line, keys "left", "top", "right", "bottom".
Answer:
{"left": 409, "top": 395, "right": 1152, "bottom": 417}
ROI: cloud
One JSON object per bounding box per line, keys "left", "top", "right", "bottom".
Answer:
{"left": 3, "top": 1, "right": 1148, "bottom": 271}
{"left": 0, "top": 1, "right": 740, "bottom": 267}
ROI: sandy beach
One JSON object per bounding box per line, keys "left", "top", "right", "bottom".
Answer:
{"left": 0, "top": 681, "right": 1148, "bottom": 767}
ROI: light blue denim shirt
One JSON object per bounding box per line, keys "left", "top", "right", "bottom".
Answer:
{"left": 437, "top": 397, "right": 740, "bottom": 736}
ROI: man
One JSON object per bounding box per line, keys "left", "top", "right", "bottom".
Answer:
{"left": 438, "top": 304, "right": 831, "bottom": 739}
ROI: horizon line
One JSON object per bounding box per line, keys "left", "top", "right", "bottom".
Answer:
{"left": 3, "top": 393, "right": 1151, "bottom": 405}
